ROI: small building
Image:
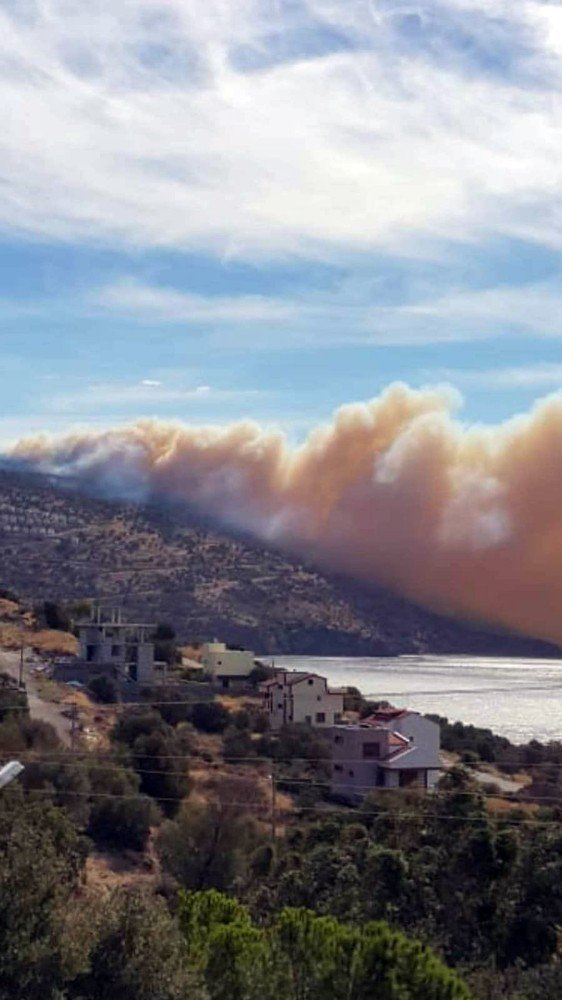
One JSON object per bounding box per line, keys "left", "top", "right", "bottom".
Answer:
{"left": 261, "top": 669, "right": 345, "bottom": 730}
{"left": 201, "top": 641, "right": 254, "bottom": 687}
{"left": 75, "top": 608, "right": 157, "bottom": 685}
{"left": 331, "top": 709, "right": 440, "bottom": 801}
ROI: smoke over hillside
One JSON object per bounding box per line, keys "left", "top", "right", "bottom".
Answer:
{"left": 10, "top": 383, "right": 562, "bottom": 645}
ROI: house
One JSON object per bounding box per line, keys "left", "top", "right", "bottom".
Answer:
{"left": 261, "top": 669, "right": 345, "bottom": 730}
{"left": 330, "top": 708, "right": 440, "bottom": 801}
{"left": 74, "top": 607, "right": 157, "bottom": 684}
{"left": 201, "top": 641, "right": 254, "bottom": 687}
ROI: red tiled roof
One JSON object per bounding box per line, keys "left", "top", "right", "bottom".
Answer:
{"left": 364, "top": 708, "right": 409, "bottom": 723}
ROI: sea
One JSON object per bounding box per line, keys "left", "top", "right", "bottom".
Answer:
{"left": 271, "top": 655, "right": 562, "bottom": 745}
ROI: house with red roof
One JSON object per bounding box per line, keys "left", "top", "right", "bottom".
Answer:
{"left": 331, "top": 709, "right": 440, "bottom": 800}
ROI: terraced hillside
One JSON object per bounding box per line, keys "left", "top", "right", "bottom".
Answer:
{"left": 0, "top": 467, "right": 558, "bottom": 657}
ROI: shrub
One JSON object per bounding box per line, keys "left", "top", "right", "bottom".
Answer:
{"left": 190, "top": 701, "right": 230, "bottom": 734}
{"left": 88, "top": 674, "right": 118, "bottom": 704}
{"left": 89, "top": 795, "right": 158, "bottom": 851}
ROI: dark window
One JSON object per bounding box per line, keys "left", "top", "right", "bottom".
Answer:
{"left": 363, "top": 742, "right": 381, "bottom": 759}
{"left": 376, "top": 769, "right": 385, "bottom": 787}
{"left": 334, "top": 764, "right": 343, "bottom": 772}
{"left": 111, "top": 644, "right": 120, "bottom": 657}
{"left": 217, "top": 660, "right": 222, "bottom": 666}
{"left": 86, "top": 644, "right": 95, "bottom": 662}
{"left": 278, "top": 703, "right": 283, "bottom": 709}
{"left": 316, "top": 712, "right": 326, "bottom": 724}
{"left": 305, "top": 715, "right": 312, "bottom": 724}
{"left": 399, "top": 770, "right": 420, "bottom": 788}
{"left": 308, "top": 679, "right": 314, "bottom": 685}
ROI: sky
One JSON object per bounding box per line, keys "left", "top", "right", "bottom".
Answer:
{"left": 2, "top": 0, "right": 562, "bottom": 444}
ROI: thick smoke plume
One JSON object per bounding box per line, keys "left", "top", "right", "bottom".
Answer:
{"left": 11, "top": 384, "right": 562, "bottom": 644}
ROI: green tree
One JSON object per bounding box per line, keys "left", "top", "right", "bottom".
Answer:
{"left": 158, "top": 777, "right": 263, "bottom": 892}
{"left": 69, "top": 887, "right": 205, "bottom": 1000}
{"left": 0, "top": 791, "right": 89, "bottom": 1000}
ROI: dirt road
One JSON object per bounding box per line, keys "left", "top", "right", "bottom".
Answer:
{"left": 0, "top": 648, "right": 72, "bottom": 746}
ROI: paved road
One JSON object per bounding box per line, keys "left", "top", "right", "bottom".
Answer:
{"left": 0, "top": 648, "right": 72, "bottom": 746}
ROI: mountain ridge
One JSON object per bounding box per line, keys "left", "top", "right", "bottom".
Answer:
{"left": 0, "top": 466, "right": 559, "bottom": 658}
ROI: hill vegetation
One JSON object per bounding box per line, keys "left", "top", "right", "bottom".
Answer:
{"left": 0, "top": 467, "right": 558, "bottom": 657}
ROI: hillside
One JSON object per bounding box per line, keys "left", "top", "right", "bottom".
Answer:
{"left": 0, "top": 466, "right": 558, "bottom": 657}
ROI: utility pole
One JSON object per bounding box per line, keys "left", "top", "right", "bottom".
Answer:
{"left": 270, "top": 767, "right": 277, "bottom": 844}
{"left": 18, "top": 641, "right": 24, "bottom": 688}
{"left": 70, "top": 703, "right": 78, "bottom": 750}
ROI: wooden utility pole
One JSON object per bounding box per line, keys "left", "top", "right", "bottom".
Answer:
{"left": 270, "top": 768, "right": 277, "bottom": 844}
{"left": 70, "top": 703, "right": 78, "bottom": 750}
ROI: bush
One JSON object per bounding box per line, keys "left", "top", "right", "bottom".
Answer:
{"left": 89, "top": 795, "right": 158, "bottom": 851}
{"left": 190, "top": 701, "right": 230, "bottom": 734}
{"left": 112, "top": 709, "right": 170, "bottom": 747}
{"left": 88, "top": 674, "right": 118, "bottom": 704}
{"left": 223, "top": 727, "right": 256, "bottom": 762}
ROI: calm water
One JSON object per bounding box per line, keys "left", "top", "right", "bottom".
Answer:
{"left": 271, "top": 655, "right": 562, "bottom": 744}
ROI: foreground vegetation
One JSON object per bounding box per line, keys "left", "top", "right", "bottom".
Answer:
{"left": 2, "top": 637, "right": 562, "bottom": 997}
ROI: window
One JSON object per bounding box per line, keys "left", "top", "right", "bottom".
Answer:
{"left": 305, "top": 715, "right": 312, "bottom": 724}
{"left": 334, "top": 764, "right": 343, "bottom": 772}
{"left": 334, "top": 713, "right": 342, "bottom": 723}
{"left": 308, "top": 679, "right": 314, "bottom": 685}
{"left": 278, "top": 703, "right": 283, "bottom": 709}
{"left": 317, "top": 695, "right": 322, "bottom": 701}
{"left": 316, "top": 712, "right": 326, "bottom": 724}
{"left": 111, "top": 644, "right": 121, "bottom": 657}
{"left": 86, "top": 644, "right": 95, "bottom": 662}
{"left": 363, "top": 742, "right": 381, "bottom": 759}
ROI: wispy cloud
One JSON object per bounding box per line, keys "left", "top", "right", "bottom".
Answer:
{"left": 96, "top": 279, "right": 301, "bottom": 323}
{"left": 44, "top": 381, "right": 264, "bottom": 413}
{"left": 0, "top": 0, "right": 562, "bottom": 260}
{"left": 437, "top": 363, "right": 562, "bottom": 389}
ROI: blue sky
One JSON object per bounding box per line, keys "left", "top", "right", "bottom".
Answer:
{"left": 2, "top": 0, "right": 562, "bottom": 444}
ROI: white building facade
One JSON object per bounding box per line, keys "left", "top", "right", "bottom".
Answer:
{"left": 201, "top": 641, "right": 254, "bottom": 684}
{"left": 330, "top": 708, "right": 441, "bottom": 801}
{"left": 262, "top": 670, "right": 345, "bottom": 730}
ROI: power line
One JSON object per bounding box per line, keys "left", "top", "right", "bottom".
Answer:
{"left": 14, "top": 784, "right": 562, "bottom": 827}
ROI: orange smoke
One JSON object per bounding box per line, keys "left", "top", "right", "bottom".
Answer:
{"left": 11, "top": 383, "right": 562, "bottom": 645}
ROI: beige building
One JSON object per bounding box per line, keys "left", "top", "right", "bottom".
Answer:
{"left": 262, "top": 670, "right": 345, "bottom": 729}
{"left": 330, "top": 708, "right": 441, "bottom": 801}
{"left": 201, "top": 641, "right": 254, "bottom": 685}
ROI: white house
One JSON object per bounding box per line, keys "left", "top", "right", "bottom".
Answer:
{"left": 201, "top": 641, "right": 254, "bottom": 685}
{"left": 261, "top": 670, "right": 345, "bottom": 730}
{"left": 331, "top": 707, "right": 441, "bottom": 801}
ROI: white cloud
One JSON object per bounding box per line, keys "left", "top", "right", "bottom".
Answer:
{"left": 435, "top": 363, "right": 562, "bottom": 389}
{"left": 0, "top": 0, "right": 561, "bottom": 259}
{"left": 44, "top": 381, "right": 264, "bottom": 413}
{"left": 97, "top": 279, "right": 301, "bottom": 322}
{"left": 403, "top": 281, "right": 562, "bottom": 337}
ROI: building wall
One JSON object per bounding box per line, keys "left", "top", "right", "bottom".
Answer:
{"left": 330, "top": 721, "right": 441, "bottom": 800}
{"left": 266, "top": 673, "right": 344, "bottom": 730}
{"left": 201, "top": 643, "right": 254, "bottom": 679}
{"left": 331, "top": 726, "right": 391, "bottom": 799}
